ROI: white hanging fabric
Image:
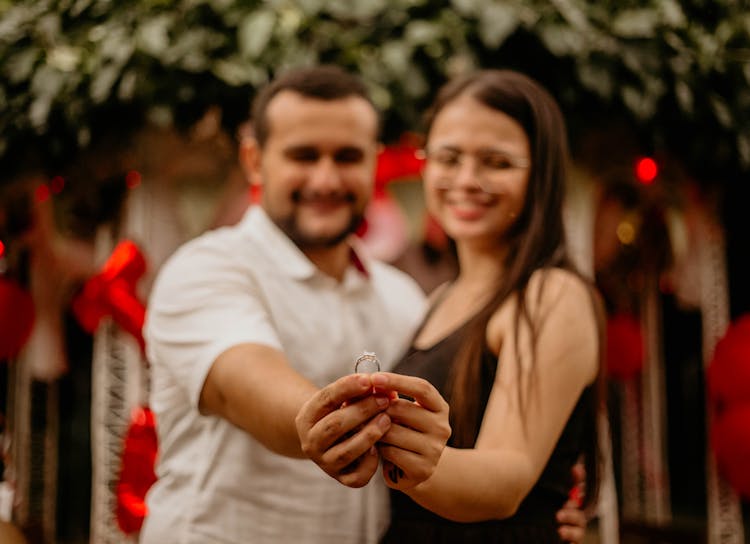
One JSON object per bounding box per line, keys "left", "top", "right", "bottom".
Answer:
{"left": 640, "top": 279, "right": 672, "bottom": 524}
{"left": 697, "top": 210, "right": 745, "bottom": 544}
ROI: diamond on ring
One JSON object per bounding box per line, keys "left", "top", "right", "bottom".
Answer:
{"left": 354, "top": 351, "right": 380, "bottom": 374}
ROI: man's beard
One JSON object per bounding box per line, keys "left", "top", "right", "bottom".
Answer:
{"left": 276, "top": 212, "right": 365, "bottom": 250}
{"left": 274, "top": 191, "right": 366, "bottom": 250}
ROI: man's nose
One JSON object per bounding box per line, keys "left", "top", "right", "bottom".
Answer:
{"left": 309, "top": 156, "right": 342, "bottom": 188}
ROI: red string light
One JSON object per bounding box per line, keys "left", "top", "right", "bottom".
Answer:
{"left": 34, "top": 183, "right": 51, "bottom": 202}
{"left": 125, "top": 170, "right": 142, "bottom": 189}
{"left": 635, "top": 157, "right": 658, "bottom": 184}
{"left": 50, "top": 176, "right": 65, "bottom": 194}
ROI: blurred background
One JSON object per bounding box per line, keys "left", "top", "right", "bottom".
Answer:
{"left": 1, "top": 1, "right": 749, "bottom": 542}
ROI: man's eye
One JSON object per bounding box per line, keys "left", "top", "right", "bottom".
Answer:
{"left": 335, "top": 149, "right": 364, "bottom": 164}
{"left": 287, "top": 149, "right": 319, "bottom": 162}
{"left": 433, "top": 152, "right": 460, "bottom": 167}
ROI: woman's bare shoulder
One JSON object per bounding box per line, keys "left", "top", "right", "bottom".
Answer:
{"left": 526, "top": 267, "right": 595, "bottom": 313}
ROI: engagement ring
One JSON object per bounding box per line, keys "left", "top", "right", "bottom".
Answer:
{"left": 354, "top": 351, "right": 380, "bottom": 374}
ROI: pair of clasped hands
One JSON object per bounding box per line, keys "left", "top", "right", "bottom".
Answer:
{"left": 295, "top": 364, "right": 451, "bottom": 491}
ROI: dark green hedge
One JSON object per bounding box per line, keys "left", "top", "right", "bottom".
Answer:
{"left": 1, "top": 0, "right": 748, "bottom": 184}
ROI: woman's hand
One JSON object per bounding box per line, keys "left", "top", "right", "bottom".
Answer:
{"left": 373, "top": 372, "right": 451, "bottom": 491}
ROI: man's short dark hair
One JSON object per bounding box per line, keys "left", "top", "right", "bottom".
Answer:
{"left": 250, "top": 65, "right": 379, "bottom": 147}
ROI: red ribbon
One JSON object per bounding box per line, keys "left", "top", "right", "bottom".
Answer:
{"left": 605, "top": 313, "right": 644, "bottom": 381}
{"left": 707, "top": 314, "right": 750, "bottom": 498}
{"left": 374, "top": 137, "right": 425, "bottom": 193}
{"left": 116, "top": 406, "right": 158, "bottom": 535}
{"left": 71, "top": 240, "right": 147, "bottom": 351}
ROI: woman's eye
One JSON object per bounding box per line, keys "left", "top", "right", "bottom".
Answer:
{"left": 483, "top": 155, "right": 513, "bottom": 169}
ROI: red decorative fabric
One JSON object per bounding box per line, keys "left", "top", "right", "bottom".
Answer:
{"left": 707, "top": 314, "right": 750, "bottom": 410}
{"left": 116, "top": 406, "right": 158, "bottom": 535}
{"left": 375, "top": 138, "right": 424, "bottom": 193}
{"left": 71, "top": 240, "right": 147, "bottom": 351}
{"left": 708, "top": 314, "right": 750, "bottom": 498}
{"left": 605, "top": 313, "right": 644, "bottom": 381}
{"left": 0, "top": 278, "right": 35, "bottom": 360}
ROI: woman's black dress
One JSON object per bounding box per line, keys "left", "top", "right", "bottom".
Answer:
{"left": 381, "top": 319, "right": 593, "bottom": 543}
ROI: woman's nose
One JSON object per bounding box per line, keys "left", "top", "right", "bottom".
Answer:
{"left": 452, "top": 156, "right": 483, "bottom": 191}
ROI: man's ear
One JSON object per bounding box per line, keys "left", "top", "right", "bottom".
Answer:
{"left": 239, "top": 137, "right": 262, "bottom": 187}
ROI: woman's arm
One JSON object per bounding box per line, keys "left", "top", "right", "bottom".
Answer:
{"left": 399, "top": 269, "right": 599, "bottom": 521}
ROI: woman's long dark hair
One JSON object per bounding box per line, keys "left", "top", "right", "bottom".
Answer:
{"left": 424, "top": 70, "right": 603, "bottom": 508}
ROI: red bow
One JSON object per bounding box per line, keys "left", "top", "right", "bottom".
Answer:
{"left": 72, "top": 240, "right": 147, "bottom": 351}
{"left": 116, "top": 406, "right": 158, "bottom": 535}
{"left": 375, "top": 137, "right": 425, "bottom": 193}
{"left": 605, "top": 313, "right": 644, "bottom": 381}
{"left": 707, "top": 314, "right": 750, "bottom": 498}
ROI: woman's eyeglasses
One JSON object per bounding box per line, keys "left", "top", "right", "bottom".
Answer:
{"left": 422, "top": 147, "right": 530, "bottom": 194}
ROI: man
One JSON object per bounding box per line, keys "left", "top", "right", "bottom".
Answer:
{"left": 140, "top": 65, "right": 439, "bottom": 544}
{"left": 141, "top": 65, "right": 586, "bottom": 544}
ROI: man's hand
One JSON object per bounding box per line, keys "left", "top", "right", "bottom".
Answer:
{"left": 295, "top": 373, "right": 392, "bottom": 488}
{"left": 557, "top": 461, "right": 587, "bottom": 543}
{"left": 556, "top": 498, "right": 587, "bottom": 543}
{"left": 373, "top": 372, "right": 451, "bottom": 491}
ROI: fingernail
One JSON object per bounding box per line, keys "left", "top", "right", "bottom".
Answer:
{"left": 371, "top": 373, "right": 388, "bottom": 387}
{"left": 377, "top": 413, "right": 390, "bottom": 429}
{"left": 375, "top": 396, "right": 388, "bottom": 407}
{"left": 358, "top": 375, "right": 371, "bottom": 387}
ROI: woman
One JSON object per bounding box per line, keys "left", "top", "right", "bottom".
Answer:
{"left": 377, "top": 69, "right": 603, "bottom": 543}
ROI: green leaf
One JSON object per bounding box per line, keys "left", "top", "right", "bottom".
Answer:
{"left": 47, "top": 44, "right": 82, "bottom": 72}
{"left": 658, "top": 0, "right": 686, "bottom": 28}
{"left": 146, "top": 105, "right": 173, "bottom": 128}
{"left": 238, "top": 9, "right": 276, "bottom": 59}
{"left": 167, "top": 28, "right": 222, "bottom": 70}
{"left": 4, "top": 47, "right": 41, "bottom": 84}
{"left": 402, "top": 65, "right": 429, "bottom": 98}
{"left": 577, "top": 62, "right": 614, "bottom": 99}
{"left": 738, "top": 132, "right": 750, "bottom": 167}
{"left": 549, "top": 0, "right": 591, "bottom": 32}
{"left": 538, "top": 24, "right": 586, "bottom": 56}
{"left": 29, "top": 95, "right": 53, "bottom": 131}
{"left": 621, "top": 84, "right": 657, "bottom": 120}
{"left": 612, "top": 9, "right": 658, "bottom": 38}
{"left": 100, "top": 27, "right": 135, "bottom": 64}
{"left": 325, "top": 0, "right": 387, "bottom": 20}
{"left": 674, "top": 80, "right": 693, "bottom": 114}
{"left": 0, "top": 4, "right": 39, "bottom": 43}
{"left": 78, "top": 125, "right": 91, "bottom": 147}
{"left": 277, "top": 5, "right": 305, "bottom": 37}
{"left": 70, "top": 0, "right": 95, "bottom": 18}
{"left": 212, "top": 57, "right": 267, "bottom": 86}
{"left": 136, "top": 14, "right": 173, "bottom": 57}
{"left": 404, "top": 20, "right": 442, "bottom": 46}
{"left": 35, "top": 12, "right": 62, "bottom": 45}
{"left": 445, "top": 52, "right": 477, "bottom": 79}
{"left": 478, "top": 3, "right": 519, "bottom": 49}
{"left": 709, "top": 94, "right": 732, "bottom": 128}
{"left": 90, "top": 62, "right": 121, "bottom": 103}
{"left": 117, "top": 68, "right": 137, "bottom": 100}
{"left": 295, "top": 0, "right": 325, "bottom": 15}
{"left": 380, "top": 40, "right": 412, "bottom": 77}
{"left": 450, "top": 0, "right": 481, "bottom": 17}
